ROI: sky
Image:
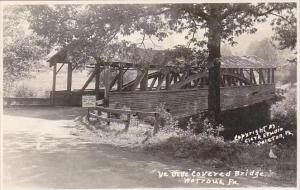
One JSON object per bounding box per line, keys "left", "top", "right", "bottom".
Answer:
{"left": 121, "top": 18, "right": 275, "bottom": 56}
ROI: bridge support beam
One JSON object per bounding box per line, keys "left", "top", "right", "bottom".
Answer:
{"left": 95, "top": 60, "right": 101, "bottom": 101}
{"left": 272, "top": 68, "right": 275, "bottom": 83}
{"left": 67, "top": 62, "right": 72, "bottom": 92}
{"left": 117, "top": 68, "right": 123, "bottom": 91}
{"left": 51, "top": 63, "right": 57, "bottom": 105}
{"left": 140, "top": 69, "right": 148, "bottom": 91}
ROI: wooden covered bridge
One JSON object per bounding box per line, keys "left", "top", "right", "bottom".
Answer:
{"left": 48, "top": 47, "right": 276, "bottom": 119}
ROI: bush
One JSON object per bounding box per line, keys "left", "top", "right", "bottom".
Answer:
{"left": 187, "top": 115, "right": 225, "bottom": 136}
{"left": 144, "top": 106, "right": 296, "bottom": 182}
{"left": 270, "top": 87, "right": 297, "bottom": 146}
{"left": 145, "top": 134, "right": 296, "bottom": 179}
{"left": 14, "top": 84, "right": 36, "bottom": 97}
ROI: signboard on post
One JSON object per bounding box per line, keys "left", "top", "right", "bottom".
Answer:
{"left": 82, "top": 95, "right": 96, "bottom": 107}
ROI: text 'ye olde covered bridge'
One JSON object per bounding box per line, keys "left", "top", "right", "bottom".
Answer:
{"left": 48, "top": 47, "right": 276, "bottom": 119}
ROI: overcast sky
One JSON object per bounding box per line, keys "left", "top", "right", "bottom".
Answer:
{"left": 122, "top": 17, "right": 275, "bottom": 56}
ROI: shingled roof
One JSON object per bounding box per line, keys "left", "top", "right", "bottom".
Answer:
{"left": 47, "top": 42, "right": 276, "bottom": 69}
{"left": 220, "top": 56, "right": 276, "bottom": 69}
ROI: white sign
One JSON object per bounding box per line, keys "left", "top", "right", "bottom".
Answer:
{"left": 82, "top": 95, "right": 96, "bottom": 107}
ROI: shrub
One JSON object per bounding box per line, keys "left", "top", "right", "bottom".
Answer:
{"left": 14, "top": 84, "right": 36, "bottom": 97}
{"left": 187, "top": 115, "right": 225, "bottom": 136}
{"left": 155, "top": 103, "right": 181, "bottom": 133}
{"left": 270, "top": 87, "right": 296, "bottom": 146}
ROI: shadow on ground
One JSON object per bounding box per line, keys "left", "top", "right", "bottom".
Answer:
{"left": 3, "top": 106, "right": 87, "bottom": 120}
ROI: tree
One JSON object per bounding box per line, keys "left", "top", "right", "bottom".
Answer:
{"left": 246, "top": 38, "right": 279, "bottom": 65}
{"left": 270, "top": 3, "right": 296, "bottom": 86}
{"left": 3, "top": 6, "right": 50, "bottom": 94}
{"left": 164, "top": 3, "right": 293, "bottom": 124}
{"left": 271, "top": 3, "right": 297, "bottom": 52}
{"left": 24, "top": 3, "right": 294, "bottom": 124}
{"left": 26, "top": 4, "right": 169, "bottom": 63}
{"left": 271, "top": 4, "right": 297, "bottom": 67}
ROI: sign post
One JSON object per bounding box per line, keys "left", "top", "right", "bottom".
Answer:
{"left": 82, "top": 95, "right": 96, "bottom": 121}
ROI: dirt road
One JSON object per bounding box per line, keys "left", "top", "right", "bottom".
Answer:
{"left": 2, "top": 107, "right": 286, "bottom": 188}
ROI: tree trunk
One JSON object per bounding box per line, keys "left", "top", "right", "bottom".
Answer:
{"left": 207, "top": 18, "right": 221, "bottom": 125}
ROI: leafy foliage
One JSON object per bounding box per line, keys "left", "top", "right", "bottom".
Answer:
{"left": 270, "top": 4, "right": 297, "bottom": 51}
{"left": 187, "top": 116, "right": 225, "bottom": 136}
{"left": 24, "top": 3, "right": 294, "bottom": 63}
{"left": 3, "top": 6, "right": 50, "bottom": 92}
{"left": 270, "top": 87, "right": 296, "bottom": 146}
{"left": 14, "top": 84, "right": 37, "bottom": 97}
{"left": 164, "top": 3, "right": 292, "bottom": 46}
{"left": 246, "top": 38, "right": 279, "bottom": 64}
{"left": 26, "top": 5, "right": 170, "bottom": 61}
{"left": 271, "top": 88, "right": 296, "bottom": 122}
{"left": 270, "top": 4, "right": 297, "bottom": 64}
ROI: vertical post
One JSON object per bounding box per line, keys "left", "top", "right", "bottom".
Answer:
{"left": 200, "top": 78, "right": 204, "bottom": 88}
{"left": 87, "top": 108, "right": 90, "bottom": 122}
{"left": 174, "top": 73, "right": 178, "bottom": 83}
{"left": 107, "top": 112, "right": 110, "bottom": 125}
{"left": 232, "top": 69, "right": 237, "bottom": 86}
{"left": 95, "top": 62, "right": 100, "bottom": 100}
{"left": 239, "top": 68, "right": 244, "bottom": 86}
{"left": 51, "top": 63, "right": 57, "bottom": 105}
{"left": 67, "top": 62, "right": 72, "bottom": 91}
{"left": 250, "top": 69, "right": 257, "bottom": 84}
{"left": 165, "top": 72, "right": 171, "bottom": 90}
{"left": 231, "top": 69, "right": 235, "bottom": 86}
{"left": 267, "top": 68, "right": 271, "bottom": 84}
{"left": 140, "top": 69, "right": 148, "bottom": 91}
{"left": 117, "top": 68, "right": 123, "bottom": 91}
{"left": 271, "top": 68, "right": 275, "bottom": 83}
{"left": 260, "top": 69, "right": 266, "bottom": 84}
{"left": 104, "top": 66, "right": 110, "bottom": 107}
{"left": 259, "top": 69, "right": 262, "bottom": 84}
{"left": 153, "top": 113, "right": 160, "bottom": 135}
{"left": 227, "top": 69, "right": 232, "bottom": 86}
{"left": 125, "top": 114, "right": 131, "bottom": 131}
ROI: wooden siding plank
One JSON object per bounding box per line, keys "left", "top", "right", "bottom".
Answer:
{"left": 109, "top": 84, "right": 275, "bottom": 118}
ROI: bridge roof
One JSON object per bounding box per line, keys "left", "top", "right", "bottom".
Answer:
{"left": 47, "top": 43, "right": 276, "bottom": 69}
{"left": 220, "top": 56, "right": 276, "bottom": 69}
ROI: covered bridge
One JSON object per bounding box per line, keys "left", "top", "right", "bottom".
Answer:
{"left": 48, "top": 46, "right": 276, "bottom": 118}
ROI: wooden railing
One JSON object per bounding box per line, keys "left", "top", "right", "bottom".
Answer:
{"left": 88, "top": 106, "right": 161, "bottom": 134}
{"left": 275, "top": 88, "right": 287, "bottom": 96}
